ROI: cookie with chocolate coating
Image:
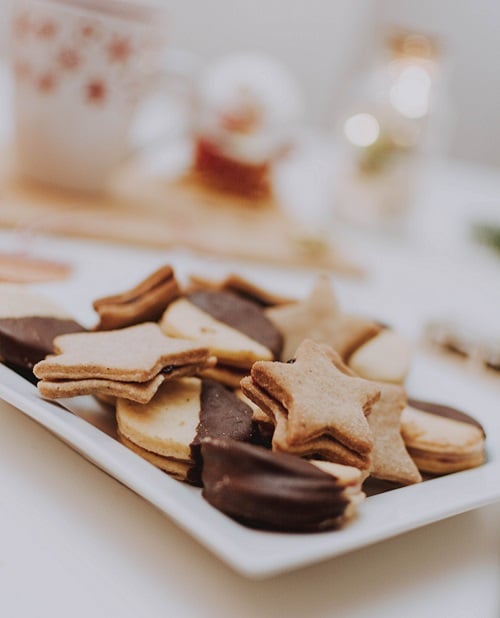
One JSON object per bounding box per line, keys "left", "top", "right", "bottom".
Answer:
{"left": 187, "top": 289, "right": 283, "bottom": 359}
{"left": 201, "top": 438, "right": 365, "bottom": 532}
{"left": 187, "top": 273, "right": 294, "bottom": 307}
{"left": 401, "top": 399, "right": 486, "bottom": 474}
{"left": 160, "top": 290, "right": 283, "bottom": 385}
{"left": 0, "top": 283, "right": 84, "bottom": 375}
{"left": 117, "top": 378, "right": 254, "bottom": 484}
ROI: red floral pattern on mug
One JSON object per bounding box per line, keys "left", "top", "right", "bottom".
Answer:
{"left": 14, "top": 12, "right": 32, "bottom": 38}
{"left": 36, "top": 19, "right": 58, "bottom": 39}
{"left": 58, "top": 48, "right": 81, "bottom": 71}
{"left": 79, "top": 19, "right": 102, "bottom": 41}
{"left": 108, "top": 36, "right": 133, "bottom": 63}
{"left": 11, "top": 0, "right": 169, "bottom": 191}
{"left": 86, "top": 79, "right": 107, "bottom": 104}
{"left": 37, "top": 71, "right": 57, "bottom": 93}
{"left": 11, "top": 1, "right": 167, "bottom": 107}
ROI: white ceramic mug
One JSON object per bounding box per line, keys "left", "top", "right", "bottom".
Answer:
{"left": 10, "top": 0, "right": 169, "bottom": 192}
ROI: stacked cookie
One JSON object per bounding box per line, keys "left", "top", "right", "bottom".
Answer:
{"left": 242, "top": 339, "right": 380, "bottom": 471}
{"left": 92, "top": 265, "right": 180, "bottom": 330}
{"left": 34, "top": 322, "right": 215, "bottom": 404}
{"left": 241, "top": 339, "right": 423, "bottom": 486}
{"left": 1, "top": 266, "right": 487, "bottom": 533}
{"left": 401, "top": 399, "right": 486, "bottom": 474}
{"left": 0, "top": 282, "right": 84, "bottom": 379}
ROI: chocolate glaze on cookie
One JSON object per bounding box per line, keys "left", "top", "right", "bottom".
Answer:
{"left": 187, "top": 290, "right": 283, "bottom": 359}
{"left": 201, "top": 438, "right": 353, "bottom": 532}
{"left": 186, "top": 379, "right": 254, "bottom": 484}
{"left": 408, "top": 398, "right": 485, "bottom": 435}
{"left": 0, "top": 316, "right": 84, "bottom": 373}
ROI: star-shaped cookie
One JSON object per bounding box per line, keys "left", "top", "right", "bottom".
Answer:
{"left": 266, "top": 275, "right": 381, "bottom": 361}
{"left": 313, "top": 344, "right": 420, "bottom": 482}
{"left": 240, "top": 369, "right": 371, "bottom": 468}
{"left": 367, "top": 383, "right": 422, "bottom": 484}
{"left": 34, "top": 322, "right": 212, "bottom": 382}
{"left": 33, "top": 322, "right": 215, "bottom": 403}
{"left": 244, "top": 339, "right": 380, "bottom": 458}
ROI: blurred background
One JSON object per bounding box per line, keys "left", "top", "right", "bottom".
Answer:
{"left": 1, "top": 0, "right": 499, "bottom": 168}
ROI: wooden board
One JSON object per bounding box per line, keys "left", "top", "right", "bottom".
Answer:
{"left": 0, "top": 153, "right": 362, "bottom": 275}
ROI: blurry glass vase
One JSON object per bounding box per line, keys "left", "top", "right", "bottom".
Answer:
{"left": 334, "top": 29, "right": 450, "bottom": 230}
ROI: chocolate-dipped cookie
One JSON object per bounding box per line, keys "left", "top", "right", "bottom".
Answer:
{"left": 160, "top": 290, "right": 283, "bottom": 387}
{"left": 116, "top": 377, "right": 254, "bottom": 485}
{"left": 187, "top": 273, "right": 294, "bottom": 308}
{"left": 0, "top": 283, "right": 84, "bottom": 378}
{"left": 401, "top": 398, "right": 486, "bottom": 474}
{"left": 201, "top": 438, "right": 365, "bottom": 532}
{"left": 187, "top": 290, "right": 283, "bottom": 359}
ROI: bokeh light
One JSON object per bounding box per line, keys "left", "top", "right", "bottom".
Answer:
{"left": 343, "top": 112, "right": 380, "bottom": 147}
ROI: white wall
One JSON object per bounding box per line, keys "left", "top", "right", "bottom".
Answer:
{"left": 0, "top": 0, "right": 10, "bottom": 53}
{"left": 169, "top": 0, "right": 377, "bottom": 124}
{"left": 169, "top": 0, "right": 500, "bottom": 167}
{"left": 1, "top": 0, "right": 499, "bottom": 167}
{"left": 377, "top": 0, "right": 500, "bottom": 167}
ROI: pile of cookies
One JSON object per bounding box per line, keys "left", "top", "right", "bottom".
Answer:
{"left": 0, "top": 267, "right": 487, "bottom": 533}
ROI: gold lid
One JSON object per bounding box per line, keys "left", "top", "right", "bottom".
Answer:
{"left": 386, "top": 28, "right": 440, "bottom": 60}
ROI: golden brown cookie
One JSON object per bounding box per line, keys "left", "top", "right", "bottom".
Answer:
{"left": 34, "top": 322, "right": 214, "bottom": 403}
{"left": 161, "top": 298, "right": 272, "bottom": 368}
{"left": 187, "top": 273, "right": 295, "bottom": 307}
{"left": 160, "top": 290, "right": 282, "bottom": 388}
{"left": 200, "top": 364, "right": 250, "bottom": 389}
{"left": 266, "top": 275, "right": 381, "bottom": 361}
{"left": 117, "top": 377, "right": 254, "bottom": 484}
{"left": 38, "top": 373, "right": 167, "bottom": 404}
{"left": 367, "top": 383, "right": 422, "bottom": 484}
{"left": 118, "top": 431, "right": 191, "bottom": 481}
{"left": 241, "top": 370, "right": 372, "bottom": 469}
{"left": 185, "top": 289, "right": 283, "bottom": 359}
{"left": 241, "top": 339, "right": 380, "bottom": 469}
{"left": 401, "top": 399, "right": 486, "bottom": 474}
{"left": 93, "top": 265, "right": 180, "bottom": 330}
{"left": 317, "top": 345, "right": 420, "bottom": 483}
{"left": 348, "top": 329, "right": 412, "bottom": 384}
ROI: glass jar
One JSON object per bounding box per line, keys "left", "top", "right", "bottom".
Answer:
{"left": 332, "top": 28, "right": 450, "bottom": 232}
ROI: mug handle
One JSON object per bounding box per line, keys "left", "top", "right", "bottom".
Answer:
{"left": 127, "top": 48, "right": 202, "bottom": 161}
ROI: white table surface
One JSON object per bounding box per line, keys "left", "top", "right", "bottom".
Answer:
{"left": 1, "top": 160, "right": 500, "bottom": 616}
{"left": 1, "top": 64, "right": 500, "bottom": 616}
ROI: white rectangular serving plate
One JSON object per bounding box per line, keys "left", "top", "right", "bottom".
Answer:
{"left": 0, "top": 235, "right": 499, "bottom": 578}
{"left": 1, "top": 352, "right": 499, "bottom": 579}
